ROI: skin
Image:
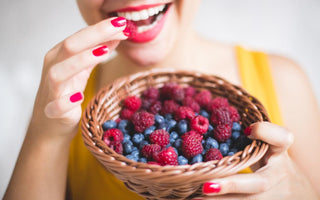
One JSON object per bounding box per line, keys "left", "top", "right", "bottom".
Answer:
{"left": 4, "top": 0, "right": 320, "bottom": 199}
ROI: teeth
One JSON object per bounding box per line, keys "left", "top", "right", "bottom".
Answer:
{"left": 137, "top": 13, "right": 163, "bottom": 33}
{"left": 117, "top": 4, "right": 166, "bottom": 21}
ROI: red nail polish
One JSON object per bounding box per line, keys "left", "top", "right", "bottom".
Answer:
{"left": 92, "top": 46, "right": 108, "bottom": 57}
{"left": 70, "top": 92, "right": 83, "bottom": 103}
{"left": 203, "top": 182, "right": 221, "bottom": 194}
{"left": 244, "top": 126, "right": 252, "bottom": 136}
{"left": 111, "top": 17, "right": 127, "bottom": 27}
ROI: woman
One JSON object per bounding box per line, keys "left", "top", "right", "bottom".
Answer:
{"left": 4, "top": 0, "right": 320, "bottom": 199}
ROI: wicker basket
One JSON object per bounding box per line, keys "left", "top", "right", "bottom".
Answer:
{"left": 81, "top": 69, "right": 269, "bottom": 200}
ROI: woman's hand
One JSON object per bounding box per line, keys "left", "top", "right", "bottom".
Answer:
{"left": 193, "top": 122, "right": 319, "bottom": 200}
{"left": 4, "top": 17, "right": 128, "bottom": 200}
{"left": 29, "top": 17, "right": 128, "bottom": 143}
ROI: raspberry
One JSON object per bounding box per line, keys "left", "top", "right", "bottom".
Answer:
{"left": 182, "top": 132, "right": 203, "bottom": 158}
{"left": 120, "top": 108, "right": 134, "bottom": 120}
{"left": 160, "top": 82, "right": 177, "bottom": 99}
{"left": 170, "top": 85, "right": 185, "bottom": 102}
{"left": 213, "top": 124, "right": 232, "bottom": 142}
{"left": 205, "top": 148, "right": 223, "bottom": 161}
{"left": 155, "top": 147, "right": 178, "bottom": 166}
{"left": 123, "top": 96, "right": 141, "bottom": 112}
{"left": 148, "top": 101, "right": 162, "bottom": 114}
{"left": 141, "top": 98, "right": 155, "bottom": 110}
{"left": 228, "top": 106, "right": 240, "bottom": 122}
{"left": 181, "top": 130, "right": 203, "bottom": 141}
{"left": 132, "top": 111, "right": 155, "bottom": 133}
{"left": 161, "top": 100, "right": 179, "bottom": 115}
{"left": 149, "top": 129, "right": 170, "bottom": 147}
{"left": 103, "top": 128, "right": 124, "bottom": 154}
{"left": 207, "top": 97, "right": 229, "bottom": 113}
{"left": 141, "top": 144, "right": 161, "bottom": 159}
{"left": 194, "top": 90, "right": 212, "bottom": 107}
{"left": 182, "top": 96, "right": 200, "bottom": 113}
{"left": 210, "top": 107, "right": 232, "bottom": 125}
{"left": 183, "top": 86, "right": 196, "bottom": 97}
{"left": 174, "top": 106, "right": 195, "bottom": 121}
{"left": 142, "top": 87, "right": 159, "bottom": 100}
{"left": 190, "top": 115, "right": 209, "bottom": 135}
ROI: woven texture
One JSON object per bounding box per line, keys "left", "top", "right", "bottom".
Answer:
{"left": 81, "top": 69, "right": 269, "bottom": 200}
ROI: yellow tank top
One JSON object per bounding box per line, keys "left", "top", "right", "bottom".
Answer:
{"left": 66, "top": 46, "right": 283, "bottom": 199}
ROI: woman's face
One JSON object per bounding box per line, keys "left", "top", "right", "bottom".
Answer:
{"left": 77, "top": 0, "right": 200, "bottom": 66}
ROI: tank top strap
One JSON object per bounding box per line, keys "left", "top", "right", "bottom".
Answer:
{"left": 236, "top": 46, "right": 283, "bottom": 125}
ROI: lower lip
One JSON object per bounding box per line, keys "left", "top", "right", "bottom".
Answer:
{"left": 125, "top": 5, "right": 171, "bottom": 43}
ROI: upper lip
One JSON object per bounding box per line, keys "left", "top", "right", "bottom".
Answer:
{"left": 108, "top": 1, "right": 172, "bottom": 14}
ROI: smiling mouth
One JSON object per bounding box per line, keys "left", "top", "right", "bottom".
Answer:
{"left": 110, "top": 3, "right": 171, "bottom": 34}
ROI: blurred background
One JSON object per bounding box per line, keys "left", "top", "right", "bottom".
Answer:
{"left": 0, "top": 0, "right": 319, "bottom": 196}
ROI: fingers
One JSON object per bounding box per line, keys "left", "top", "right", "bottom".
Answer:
{"left": 44, "top": 92, "right": 83, "bottom": 118}
{"left": 245, "top": 122, "right": 294, "bottom": 154}
{"left": 201, "top": 173, "right": 268, "bottom": 196}
{"left": 48, "top": 45, "right": 109, "bottom": 84}
{"left": 58, "top": 17, "right": 128, "bottom": 57}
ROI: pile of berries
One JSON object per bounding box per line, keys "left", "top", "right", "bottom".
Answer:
{"left": 102, "top": 83, "right": 251, "bottom": 166}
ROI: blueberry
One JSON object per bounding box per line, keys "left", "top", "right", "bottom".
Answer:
{"left": 170, "top": 131, "right": 179, "bottom": 141}
{"left": 174, "top": 138, "right": 183, "bottom": 151}
{"left": 158, "top": 122, "right": 167, "bottom": 130}
{"left": 155, "top": 114, "right": 165, "bottom": 125}
{"left": 177, "top": 120, "right": 188, "bottom": 135}
{"left": 219, "top": 143, "right": 229, "bottom": 156}
{"left": 144, "top": 126, "right": 156, "bottom": 138}
{"left": 102, "top": 120, "right": 117, "bottom": 131}
{"left": 232, "top": 122, "right": 241, "bottom": 131}
{"left": 205, "top": 137, "right": 219, "bottom": 150}
{"left": 126, "top": 154, "right": 138, "bottom": 162}
{"left": 229, "top": 148, "right": 238, "bottom": 154}
{"left": 226, "top": 138, "right": 232, "bottom": 146}
{"left": 132, "top": 133, "right": 145, "bottom": 146}
{"left": 227, "top": 152, "right": 235, "bottom": 156}
{"left": 139, "top": 140, "right": 149, "bottom": 149}
{"left": 164, "top": 113, "right": 173, "bottom": 121}
{"left": 178, "top": 155, "right": 188, "bottom": 165}
{"left": 172, "top": 147, "right": 178, "bottom": 155}
{"left": 200, "top": 109, "right": 210, "bottom": 119}
{"left": 191, "top": 154, "right": 203, "bottom": 164}
{"left": 231, "top": 131, "right": 241, "bottom": 140}
{"left": 139, "top": 157, "right": 147, "bottom": 163}
{"left": 123, "top": 133, "right": 131, "bottom": 142}
{"left": 123, "top": 141, "right": 134, "bottom": 155}
{"left": 201, "top": 149, "right": 206, "bottom": 155}
{"left": 166, "top": 119, "right": 177, "bottom": 132}
{"left": 194, "top": 112, "right": 199, "bottom": 116}
{"left": 131, "top": 150, "right": 140, "bottom": 158}
{"left": 132, "top": 146, "right": 138, "bottom": 152}
{"left": 118, "top": 120, "right": 132, "bottom": 134}
{"left": 234, "top": 135, "right": 251, "bottom": 150}
{"left": 208, "top": 124, "right": 214, "bottom": 132}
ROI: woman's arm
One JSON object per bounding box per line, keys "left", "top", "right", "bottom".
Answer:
{"left": 3, "top": 17, "right": 128, "bottom": 200}
{"left": 269, "top": 54, "right": 320, "bottom": 194}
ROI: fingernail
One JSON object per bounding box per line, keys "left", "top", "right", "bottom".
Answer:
{"left": 92, "top": 45, "right": 108, "bottom": 57}
{"left": 244, "top": 126, "right": 252, "bottom": 136}
{"left": 203, "top": 182, "right": 221, "bottom": 194}
{"left": 70, "top": 92, "right": 83, "bottom": 103}
{"left": 111, "top": 17, "right": 127, "bottom": 27}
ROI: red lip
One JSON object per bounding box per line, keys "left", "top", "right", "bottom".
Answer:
{"left": 113, "top": 3, "right": 164, "bottom": 12}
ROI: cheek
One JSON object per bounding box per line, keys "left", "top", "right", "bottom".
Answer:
{"left": 77, "top": 0, "right": 105, "bottom": 25}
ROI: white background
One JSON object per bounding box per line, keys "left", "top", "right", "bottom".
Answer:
{"left": 0, "top": 0, "right": 319, "bottom": 197}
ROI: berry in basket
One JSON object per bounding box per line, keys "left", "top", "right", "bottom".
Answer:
{"left": 101, "top": 83, "right": 251, "bottom": 166}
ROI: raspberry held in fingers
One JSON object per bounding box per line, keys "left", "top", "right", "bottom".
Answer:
{"left": 111, "top": 17, "right": 127, "bottom": 27}
{"left": 92, "top": 45, "right": 108, "bottom": 56}
{"left": 70, "top": 92, "right": 83, "bottom": 103}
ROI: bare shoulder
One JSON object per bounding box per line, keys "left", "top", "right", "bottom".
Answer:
{"left": 267, "top": 54, "right": 320, "bottom": 125}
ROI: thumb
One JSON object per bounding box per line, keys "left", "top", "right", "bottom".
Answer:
{"left": 244, "top": 122, "right": 294, "bottom": 154}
